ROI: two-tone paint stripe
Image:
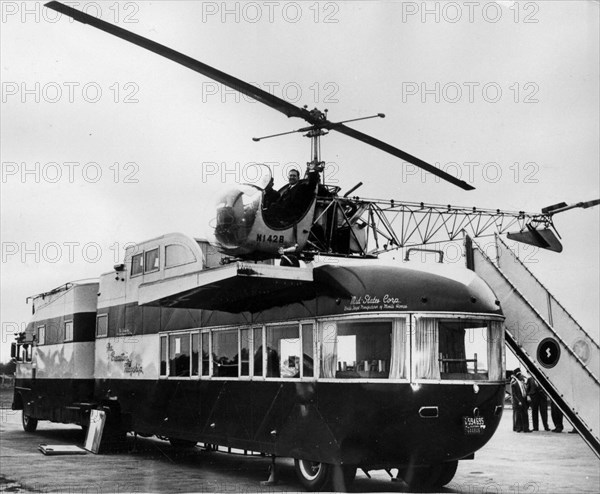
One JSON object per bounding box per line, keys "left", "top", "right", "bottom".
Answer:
{"left": 26, "top": 312, "right": 96, "bottom": 345}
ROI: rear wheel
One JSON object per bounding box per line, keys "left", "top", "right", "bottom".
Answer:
{"left": 295, "top": 459, "right": 331, "bottom": 491}
{"left": 22, "top": 412, "right": 38, "bottom": 432}
{"left": 436, "top": 460, "right": 458, "bottom": 487}
{"left": 400, "top": 460, "right": 459, "bottom": 490}
{"left": 401, "top": 465, "right": 438, "bottom": 490}
{"left": 294, "top": 459, "right": 356, "bottom": 492}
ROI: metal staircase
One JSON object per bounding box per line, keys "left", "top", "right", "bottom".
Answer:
{"left": 468, "top": 235, "right": 600, "bottom": 458}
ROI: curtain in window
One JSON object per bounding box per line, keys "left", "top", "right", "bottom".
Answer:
{"left": 487, "top": 321, "right": 504, "bottom": 380}
{"left": 414, "top": 317, "right": 440, "bottom": 380}
{"left": 389, "top": 318, "right": 408, "bottom": 379}
{"left": 439, "top": 324, "right": 467, "bottom": 373}
{"left": 320, "top": 323, "right": 337, "bottom": 378}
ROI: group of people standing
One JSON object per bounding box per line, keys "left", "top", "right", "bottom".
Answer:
{"left": 510, "top": 367, "right": 566, "bottom": 433}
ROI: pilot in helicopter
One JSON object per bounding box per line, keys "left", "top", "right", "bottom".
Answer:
{"left": 263, "top": 164, "right": 322, "bottom": 227}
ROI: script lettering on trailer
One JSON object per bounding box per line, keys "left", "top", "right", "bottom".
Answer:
{"left": 106, "top": 342, "right": 144, "bottom": 376}
{"left": 344, "top": 294, "right": 408, "bottom": 312}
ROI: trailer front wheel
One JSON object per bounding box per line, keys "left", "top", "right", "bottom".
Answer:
{"left": 22, "top": 412, "right": 38, "bottom": 432}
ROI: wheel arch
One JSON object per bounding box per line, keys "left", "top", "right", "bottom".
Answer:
{"left": 12, "top": 391, "right": 24, "bottom": 411}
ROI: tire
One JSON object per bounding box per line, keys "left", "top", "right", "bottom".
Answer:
{"left": 436, "top": 460, "right": 458, "bottom": 487}
{"left": 400, "top": 464, "right": 443, "bottom": 490}
{"left": 22, "top": 412, "right": 38, "bottom": 432}
{"left": 295, "top": 459, "right": 332, "bottom": 491}
{"left": 401, "top": 460, "right": 458, "bottom": 490}
{"left": 294, "top": 460, "right": 356, "bottom": 492}
{"left": 169, "top": 438, "right": 197, "bottom": 449}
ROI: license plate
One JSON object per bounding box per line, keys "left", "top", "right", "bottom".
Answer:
{"left": 463, "top": 416, "right": 486, "bottom": 435}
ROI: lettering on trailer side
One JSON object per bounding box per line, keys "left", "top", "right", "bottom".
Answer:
{"left": 344, "top": 294, "right": 408, "bottom": 312}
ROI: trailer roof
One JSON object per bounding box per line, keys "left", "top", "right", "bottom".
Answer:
{"left": 138, "top": 260, "right": 501, "bottom": 316}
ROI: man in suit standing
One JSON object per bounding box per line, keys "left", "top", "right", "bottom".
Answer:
{"left": 551, "top": 401, "right": 564, "bottom": 432}
{"left": 511, "top": 368, "right": 531, "bottom": 432}
{"left": 526, "top": 376, "right": 550, "bottom": 431}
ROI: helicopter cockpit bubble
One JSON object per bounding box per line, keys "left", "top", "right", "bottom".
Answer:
{"left": 214, "top": 185, "right": 260, "bottom": 249}
{"left": 253, "top": 164, "right": 273, "bottom": 190}
{"left": 213, "top": 165, "right": 273, "bottom": 251}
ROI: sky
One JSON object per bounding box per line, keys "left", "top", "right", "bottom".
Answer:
{"left": 1, "top": 1, "right": 599, "bottom": 364}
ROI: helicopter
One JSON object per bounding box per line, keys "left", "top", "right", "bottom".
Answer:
{"left": 41, "top": 2, "right": 598, "bottom": 263}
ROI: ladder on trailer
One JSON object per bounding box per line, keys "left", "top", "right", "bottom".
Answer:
{"left": 468, "top": 235, "right": 600, "bottom": 458}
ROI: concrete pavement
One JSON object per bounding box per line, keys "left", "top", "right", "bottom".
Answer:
{"left": 0, "top": 406, "right": 598, "bottom": 493}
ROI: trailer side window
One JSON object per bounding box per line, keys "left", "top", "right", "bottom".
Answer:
{"left": 144, "top": 248, "right": 160, "bottom": 273}
{"left": 487, "top": 321, "right": 504, "bottom": 381}
{"left": 201, "top": 332, "right": 210, "bottom": 376}
{"left": 37, "top": 325, "right": 46, "bottom": 345}
{"left": 64, "top": 320, "right": 73, "bottom": 342}
{"left": 414, "top": 318, "right": 440, "bottom": 379}
{"left": 169, "top": 334, "right": 190, "bottom": 377}
{"left": 266, "top": 324, "right": 300, "bottom": 378}
{"left": 191, "top": 332, "right": 199, "bottom": 376}
{"left": 320, "top": 320, "right": 394, "bottom": 379}
{"left": 412, "top": 317, "right": 503, "bottom": 381}
{"left": 96, "top": 314, "right": 108, "bottom": 338}
{"left": 437, "top": 319, "right": 503, "bottom": 381}
{"left": 212, "top": 329, "right": 238, "bottom": 377}
{"left": 240, "top": 328, "right": 250, "bottom": 377}
{"left": 160, "top": 336, "right": 167, "bottom": 377}
{"left": 253, "top": 327, "right": 263, "bottom": 377}
{"left": 389, "top": 318, "right": 408, "bottom": 379}
{"left": 302, "top": 323, "right": 314, "bottom": 378}
{"left": 131, "top": 253, "right": 144, "bottom": 276}
{"left": 165, "top": 244, "right": 196, "bottom": 268}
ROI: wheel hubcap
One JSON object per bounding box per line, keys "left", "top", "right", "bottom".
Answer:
{"left": 299, "top": 460, "right": 322, "bottom": 481}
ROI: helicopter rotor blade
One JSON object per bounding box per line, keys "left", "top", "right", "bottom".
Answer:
{"left": 44, "top": 1, "right": 312, "bottom": 122}
{"left": 542, "top": 198, "right": 600, "bottom": 215}
{"left": 331, "top": 123, "right": 475, "bottom": 191}
{"left": 45, "top": 1, "right": 474, "bottom": 190}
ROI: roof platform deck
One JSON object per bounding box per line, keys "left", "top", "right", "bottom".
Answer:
{"left": 138, "top": 262, "right": 314, "bottom": 313}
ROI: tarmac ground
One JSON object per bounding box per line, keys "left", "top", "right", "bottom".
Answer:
{"left": 0, "top": 404, "right": 598, "bottom": 493}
